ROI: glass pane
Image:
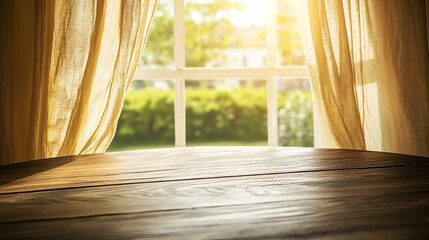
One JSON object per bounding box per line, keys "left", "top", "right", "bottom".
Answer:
{"left": 276, "top": 0, "right": 305, "bottom": 66}
{"left": 107, "top": 80, "right": 175, "bottom": 151}
{"left": 186, "top": 79, "right": 267, "bottom": 146}
{"left": 140, "top": 0, "right": 174, "bottom": 69}
{"left": 185, "top": 0, "right": 267, "bottom": 67}
{"left": 278, "top": 78, "right": 314, "bottom": 146}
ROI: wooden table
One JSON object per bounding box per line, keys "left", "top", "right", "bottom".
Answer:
{"left": 1, "top": 147, "right": 429, "bottom": 239}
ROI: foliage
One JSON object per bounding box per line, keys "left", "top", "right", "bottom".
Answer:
{"left": 142, "top": 0, "right": 304, "bottom": 67}
{"left": 117, "top": 1, "right": 313, "bottom": 150}
{"left": 277, "top": 0, "right": 305, "bottom": 65}
{"left": 142, "top": 0, "right": 242, "bottom": 67}
{"left": 140, "top": 0, "right": 174, "bottom": 67}
{"left": 278, "top": 90, "right": 313, "bottom": 146}
{"left": 185, "top": 0, "right": 243, "bottom": 67}
{"left": 113, "top": 89, "right": 175, "bottom": 146}
{"left": 185, "top": 86, "right": 267, "bottom": 141}
{"left": 110, "top": 87, "right": 314, "bottom": 149}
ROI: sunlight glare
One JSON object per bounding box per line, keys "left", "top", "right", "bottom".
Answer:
{"left": 230, "top": 0, "right": 267, "bottom": 28}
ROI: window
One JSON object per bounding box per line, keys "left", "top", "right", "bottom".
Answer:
{"left": 108, "top": 0, "right": 312, "bottom": 151}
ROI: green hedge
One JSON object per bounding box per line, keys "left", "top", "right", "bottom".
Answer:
{"left": 186, "top": 87, "right": 268, "bottom": 142}
{"left": 278, "top": 90, "right": 314, "bottom": 146}
{"left": 110, "top": 87, "right": 313, "bottom": 148}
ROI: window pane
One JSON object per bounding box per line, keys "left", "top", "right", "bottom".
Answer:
{"left": 278, "top": 78, "right": 313, "bottom": 146}
{"left": 185, "top": 0, "right": 267, "bottom": 68}
{"left": 276, "top": 0, "right": 305, "bottom": 66}
{"left": 107, "top": 80, "right": 175, "bottom": 151}
{"left": 186, "top": 79, "right": 267, "bottom": 146}
{"left": 140, "top": 0, "right": 174, "bottom": 69}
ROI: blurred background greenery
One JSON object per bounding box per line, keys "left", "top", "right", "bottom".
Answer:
{"left": 108, "top": 82, "right": 313, "bottom": 151}
{"left": 107, "top": 0, "right": 312, "bottom": 151}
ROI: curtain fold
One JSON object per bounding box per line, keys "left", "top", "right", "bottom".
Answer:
{"left": 295, "top": 0, "right": 429, "bottom": 157}
{"left": 0, "top": 0, "right": 157, "bottom": 165}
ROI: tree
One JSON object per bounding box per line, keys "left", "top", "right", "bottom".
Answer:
{"left": 141, "top": 0, "right": 242, "bottom": 68}
{"left": 142, "top": 0, "right": 304, "bottom": 67}
{"left": 140, "top": 0, "right": 174, "bottom": 67}
{"left": 277, "top": 1, "right": 305, "bottom": 65}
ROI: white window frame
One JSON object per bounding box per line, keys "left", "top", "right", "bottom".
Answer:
{"left": 133, "top": 0, "right": 309, "bottom": 147}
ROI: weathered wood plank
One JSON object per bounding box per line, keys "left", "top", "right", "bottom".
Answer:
{"left": 1, "top": 164, "right": 428, "bottom": 223}
{"left": 1, "top": 147, "right": 426, "bottom": 194}
{"left": 1, "top": 193, "right": 429, "bottom": 239}
{"left": 1, "top": 147, "right": 429, "bottom": 239}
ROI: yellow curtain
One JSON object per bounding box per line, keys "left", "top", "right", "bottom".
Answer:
{"left": 295, "top": 0, "right": 429, "bottom": 157}
{"left": 0, "top": 0, "right": 157, "bottom": 165}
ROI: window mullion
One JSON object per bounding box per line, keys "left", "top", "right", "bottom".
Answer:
{"left": 174, "top": 77, "right": 186, "bottom": 147}
{"left": 267, "top": 76, "right": 278, "bottom": 146}
{"left": 174, "top": 0, "right": 186, "bottom": 147}
{"left": 134, "top": 67, "right": 309, "bottom": 80}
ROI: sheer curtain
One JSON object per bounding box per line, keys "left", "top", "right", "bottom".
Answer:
{"left": 294, "top": 0, "right": 429, "bottom": 157}
{"left": 0, "top": 0, "right": 157, "bottom": 165}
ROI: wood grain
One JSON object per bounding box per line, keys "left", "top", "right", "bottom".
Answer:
{"left": 0, "top": 147, "right": 425, "bottom": 194}
{"left": 1, "top": 147, "right": 429, "bottom": 239}
{"left": 2, "top": 195, "right": 429, "bottom": 239}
